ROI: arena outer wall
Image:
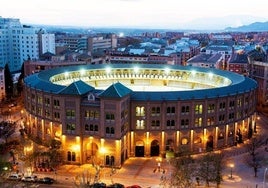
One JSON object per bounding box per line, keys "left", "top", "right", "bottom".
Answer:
{"left": 23, "top": 64, "right": 258, "bottom": 168}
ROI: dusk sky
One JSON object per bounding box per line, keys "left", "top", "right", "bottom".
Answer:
{"left": 1, "top": 0, "right": 268, "bottom": 30}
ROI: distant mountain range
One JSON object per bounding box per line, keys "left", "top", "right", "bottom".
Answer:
{"left": 225, "top": 21, "right": 268, "bottom": 32}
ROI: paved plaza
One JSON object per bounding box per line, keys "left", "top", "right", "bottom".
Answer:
{"left": 32, "top": 113, "right": 268, "bottom": 188}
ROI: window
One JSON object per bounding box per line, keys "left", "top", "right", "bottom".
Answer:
{"left": 37, "top": 107, "right": 42, "bottom": 116}
{"left": 195, "top": 104, "right": 203, "bottom": 114}
{"left": 94, "top": 125, "right": 98, "bottom": 132}
{"left": 151, "top": 120, "right": 160, "bottom": 127}
{"left": 229, "top": 100, "right": 235, "bottom": 109}
{"left": 105, "top": 113, "right": 115, "bottom": 121}
{"left": 44, "top": 98, "right": 50, "bottom": 106}
{"left": 181, "top": 106, "right": 190, "bottom": 114}
{"left": 194, "top": 117, "right": 202, "bottom": 127}
{"left": 207, "top": 117, "right": 214, "bottom": 126}
{"left": 45, "top": 109, "right": 50, "bottom": 118}
{"left": 54, "top": 99, "right": 60, "bottom": 108}
{"left": 136, "top": 120, "right": 145, "bottom": 129}
{"left": 54, "top": 112, "right": 60, "bottom": 120}
{"left": 167, "top": 120, "right": 175, "bottom": 128}
{"left": 181, "top": 119, "right": 189, "bottom": 129}
{"left": 136, "top": 106, "right": 145, "bottom": 116}
{"left": 219, "top": 102, "right": 225, "bottom": 111}
{"left": 85, "top": 124, "right": 89, "bottom": 131}
{"left": 66, "top": 110, "right": 75, "bottom": 119}
{"left": 229, "top": 113, "right": 234, "bottom": 120}
{"left": 237, "top": 98, "right": 242, "bottom": 107}
{"left": 219, "top": 114, "right": 225, "bottom": 122}
{"left": 37, "top": 96, "right": 42, "bottom": 104}
{"left": 67, "top": 123, "right": 75, "bottom": 131}
{"left": 207, "top": 104, "right": 215, "bottom": 113}
{"left": 67, "top": 151, "right": 76, "bottom": 161}
{"left": 167, "top": 107, "right": 175, "bottom": 114}
{"left": 151, "top": 107, "right": 160, "bottom": 116}
{"left": 106, "top": 127, "right": 115, "bottom": 135}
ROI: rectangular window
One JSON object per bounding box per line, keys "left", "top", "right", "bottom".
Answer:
{"left": 44, "top": 98, "right": 50, "bottom": 106}
{"left": 219, "top": 102, "right": 226, "bottom": 111}
{"left": 207, "top": 117, "right": 214, "bottom": 126}
{"left": 151, "top": 107, "right": 160, "bottom": 116}
{"left": 136, "top": 120, "right": 145, "bottom": 129}
{"left": 53, "top": 99, "right": 60, "bottom": 109}
{"left": 181, "top": 119, "right": 189, "bottom": 129}
{"left": 166, "top": 107, "right": 175, "bottom": 115}
{"left": 105, "top": 113, "right": 115, "bottom": 121}
{"left": 181, "top": 106, "right": 190, "bottom": 114}
{"left": 66, "top": 109, "right": 75, "bottom": 119}
{"left": 67, "top": 123, "right": 75, "bottom": 131}
{"left": 229, "top": 100, "right": 235, "bottom": 109}
{"left": 207, "top": 104, "right": 215, "bottom": 113}
{"left": 194, "top": 117, "right": 202, "bottom": 127}
{"left": 37, "top": 96, "right": 42, "bottom": 104}
{"left": 195, "top": 104, "right": 203, "bottom": 114}
{"left": 45, "top": 109, "right": 50, "bottom": 118}
{"left": 136, "top": 106, "right": 145, "bottom": 116}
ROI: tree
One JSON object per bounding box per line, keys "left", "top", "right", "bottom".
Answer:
{"left": 0, "top": 121, "right": 16, "bottom": 143}
{"left": 4, "top": 63, "right": 13, "bottom": 100}
{"left": 17, "top": 62, "right": 25, "bottom": 96}
{"left": 244, "top": 136, "right": 264, "bottom": 177}
{"left": 196, "top": 152, "right": 224, "bottom": 187}
{"left": 162, "top": 153, "right": 196, "bottom": 188}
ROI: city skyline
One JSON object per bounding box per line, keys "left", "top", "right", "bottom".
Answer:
{"left": 1, "top": 0, "right": 268, "bottom": 30}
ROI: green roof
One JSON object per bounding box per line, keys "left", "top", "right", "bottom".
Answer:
{"left": 59, "top": 80, "right": 94, "bottom": 95}
{"left": 99, "top": 82, "right": 132, "bottom": 98}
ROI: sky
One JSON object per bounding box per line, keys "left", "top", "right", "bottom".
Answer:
{"left": 0, "top": 0, "right": 268, "bottom": 30}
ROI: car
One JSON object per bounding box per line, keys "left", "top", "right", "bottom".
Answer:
{"left": 38, "top": 177, "right": 55, "bottom": 184}
{"left": 7, "top": 174, "right": 21, "bottom": 181}
{"left": 21, "top": 175, "right": 38, "bottom": 182}
{"left": 90, "top": 182, "right": 106, "bottom": 188}
{"left": 126, "top": 185, "right": 142, "bottom": 188}
{"left": 107, "top": 183, "right": 125, "bottom": 188}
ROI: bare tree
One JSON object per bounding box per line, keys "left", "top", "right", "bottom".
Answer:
{"left": 196, "top": 152, "right": 224, "bottom": 187}
{"left": 244, "top": 136, "right": 264, "bottom": 177}
{"left": 0, "top": 121, "right": 16, "bottom": 143}
{"left": 161, "top": 153, "right": 196, "bottom": 188}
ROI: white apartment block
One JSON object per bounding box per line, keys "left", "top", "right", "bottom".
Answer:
{"left": 38, "top": 31, "right": 55, "bottom": 55}
{"left": 0, "top": 17, "right": 55, "bottom": 72}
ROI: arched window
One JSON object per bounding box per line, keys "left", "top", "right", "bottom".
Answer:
{"left": 111, "top": 127, "right": 115, "bottom": 134}
{"left": 111, "top": 156, "right": 115, "bottom": 166}
{"left": 106, "top": 127, "right": 110, "bottom": 134}
{"left": 67, "top": 151, "right": 76, "bottom": 161}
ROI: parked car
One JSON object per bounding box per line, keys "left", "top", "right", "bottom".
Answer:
{"left": 21, "top": 175, "right": 38, "bottom": 182}
{"left": 90, "top": 182, "right": 106, "bottom": 188}
{"left": 7, "top": 174, "right": 22, "bottom": 181}
{"left": 38, "top": 177, "right": 55, "bottom": 184}
{"left": 107, "top": 183, "right": 125, "bottom": 188}
{"left": 126, "top": 185, "right": 142, "bottom": 188}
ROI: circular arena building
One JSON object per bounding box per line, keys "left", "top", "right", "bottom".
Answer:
{"left": 24, "top": 63, "right": 257, "bottom": 167}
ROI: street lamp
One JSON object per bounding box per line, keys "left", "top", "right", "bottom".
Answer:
{"left": 263, "top": 167, "right": 268, "bottom": 188}
{"left": 229, "top": 163, "right": 234, "bottom": 179}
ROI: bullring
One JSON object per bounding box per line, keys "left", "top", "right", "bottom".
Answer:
{"left": 23, "top": 63, "right": 258, "bottom": 167}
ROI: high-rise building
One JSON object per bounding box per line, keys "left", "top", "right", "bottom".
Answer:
{"left": 0, "top": 17, "right": 55, "bottom": 72}
{"left": 38, "top": 29, "right": 55, "bottom": 56}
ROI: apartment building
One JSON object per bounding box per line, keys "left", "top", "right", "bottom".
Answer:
{"left": 0, "top": 16, "right": 55, "bottom": 72}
